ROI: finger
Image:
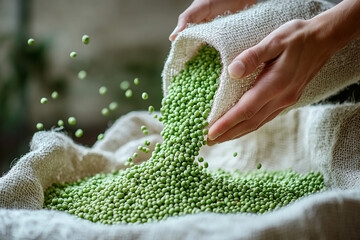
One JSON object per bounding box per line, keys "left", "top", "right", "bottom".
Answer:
{"left": 210, "top": 51, "right": 303, "bottom": 144}
{"left": 169, "top": 24, "right": 187, "bottom": 42}
{"left": 228, "top": 37, "right": 283, "bottom": 79}
{"left": 169, "top": 1, "right": 210, "bottom": 41}
{"left": 208, "top": 65, "right": 280, "bottom": 141}
{"left": 208, "top": 105, "right": 285, "bottom": 145}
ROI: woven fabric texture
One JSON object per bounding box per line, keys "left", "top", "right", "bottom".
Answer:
{"left": 1, "top": 0, "right": 360, "bottom": 238}
{"left": 1, "top": 104, "right": 360, "bottom": 239}
{"left": 162, "top": 0, "right": 360, "bottom": 125}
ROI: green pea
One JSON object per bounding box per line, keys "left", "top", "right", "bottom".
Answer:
{"left": 101, "top": 108, "right": 110, "bottom": 116}
{"left": 125, "top": 89, "right": 133, "bottom": 98}
{"left": 82, "top": 35, "right": 90, "bottom": 44}
{"left": 257, "top": 163, "right": 262, "bottom": 170}
{"left": 142, "top": 92, "right": 148, "bottom": 100}
{"left": 70, "top": 52, "right": 77, "bottom": 58}
{"left": 148, "top": 106, "right": 154, "bottom": 113}
{"left": 68, "top": 117, "right": 77, "bottom": 125}
{"left": 51, "top": 91, "right": 59, "bottom": 99}
{"left": 78, "top": 70, "right": 87, "bottom": 80}
{"left": 36, "top": 123, "right": 44, "bottom": 130}
{"left": 40, "top": 97, "right": 48, "bottom": 104}
{"left": 57, "top": 120, "right": 64, "bottom": 127}
{"left": 27, "top": 38, "right": 35, "bottom": 45}
{"left": 109, "top": 102, "right": 118, "bottom": 111}
{"left": 233, "top": 152, "right": 238, "bottom": 157}
{"left": 120, "top": 81, "right": 130, "bottom": 90}
{"left": 75, "top": 129, "right": 83, "bottom": 138}
{"left": 99, "top": 86, "right": 108, "bottom": 95}
{"left": 97, "top": 133, "right": 104, "bottom": 140}
{"left": 134, "top": 78, "right": 140, "bottom": 85}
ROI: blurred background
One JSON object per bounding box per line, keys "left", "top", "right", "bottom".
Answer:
{"left": 0, "top": 0, "right": 354, "bottom": 175}
{"left": 0, "top": 0, "right": 192, "bottom": 175}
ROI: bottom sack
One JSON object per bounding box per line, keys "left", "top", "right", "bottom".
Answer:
{"left": 0, "top": 103, "right": 360, "bottom": 239}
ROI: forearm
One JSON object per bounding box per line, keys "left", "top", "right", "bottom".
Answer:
{"left": 309, "top": 0, "right": 360, "bottom": 54}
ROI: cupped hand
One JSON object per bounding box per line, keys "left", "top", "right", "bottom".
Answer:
{"left": 207, "top": 18, "right": 338, "bottom": 145}
{"left": 169, "top": 0, "right": 257, "bottom": 41}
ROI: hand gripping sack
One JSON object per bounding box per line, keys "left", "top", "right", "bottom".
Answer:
{"left": 162, "top": 0, "right": 360, "bottom": 125}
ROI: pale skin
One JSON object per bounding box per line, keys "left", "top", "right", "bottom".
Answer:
{"left": 169, "top": 0, "right": 360, "bottom": 145}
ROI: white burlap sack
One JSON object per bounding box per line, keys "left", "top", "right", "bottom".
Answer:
{"left": 1, "top": 0, "right": 360, "bottom": 238}
{"left": 1, "top": 103, "right": 360, "bottom": 239}
{"left": 163, "top": 0, "right": 360, "bottom": 125}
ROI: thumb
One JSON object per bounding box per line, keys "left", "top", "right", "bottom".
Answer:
{"left": 228, "top": 41, "right": 279, "bottom": 79}
{"left": 169, "top": 1, "right": 210, "bottom": 41}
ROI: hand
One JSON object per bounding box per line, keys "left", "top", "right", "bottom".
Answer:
{"left": 207, "top": 18, "right": 340, "bottom": 145}
{"left": 169, "top": 0, "right": 257, "bottom": 41}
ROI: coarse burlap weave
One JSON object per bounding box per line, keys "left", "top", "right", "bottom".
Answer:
{"left": 1, "top": 0, "right": 360, "bottom": 238}
{"left": 162, "top": 0, "right": 360, "bottom": 125}
{"left": 1, "top": 103, "right": 360, "bottom": 239}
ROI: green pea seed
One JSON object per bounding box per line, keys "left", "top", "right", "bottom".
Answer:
{"left": 70, "top": 52, "right": 77, "bottom": 58}
{"left": 68, "top": 117, "right": 77, "bottom": 125}
{"left": 82, "top": 35, "right": 90, "bottom": 44}
{"left": 36, "top": 122, "right": 44, "bottom": 130}
{"left": 97, "top": 133, "right": 104, "bottom": 140}
{"left": 57, "top": 120, "right": 64, "bottom": 127}
{"left": 75, "top": 129, "right": 83, "bottom": 138}
{"left": 78, "top": 70, "right": 87, "bottom": 80}
{"left": 40, "top": 97, "right": 48, "bottom": 104}
{"left": 142, "top": 92, "right": 148, "bottom": 100}
{"left": 109, "top": 102, "right": 118, "bottom": 111}
{"left": 99, "top": 86, "right": 108, "bottom": 95}
{"left": 27, "top": 38, "right": 35, "bottom": 45}
{"left": 125, "top": 89, "right": 133, "bottom": 98}
{"left": 134, "top": 78, "right": 140, "bottom": 85}
{"left": 101, "top": 108, "right": 110, "bottom": 116}
{"left": 51, "top": 91, "right": 59, "bottom": 99}
{"left": 120, "top": 81, "right": 130, "bottom": 90}
{"left": 148, "top": 106, "right": 154, "bottom": 113}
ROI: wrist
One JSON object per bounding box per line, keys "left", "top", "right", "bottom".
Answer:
{"left": 308, "top": 0, "right": 360, "bottom": 54}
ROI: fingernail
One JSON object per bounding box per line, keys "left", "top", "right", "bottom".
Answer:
{"left": 207, "top": 129, "right": 218, "bottom": 141}
{"left": 228, "top": 61, "right": 245, "bottom": 79}
{"left": 169, "top": 26, "right": 179, "bottom": 41}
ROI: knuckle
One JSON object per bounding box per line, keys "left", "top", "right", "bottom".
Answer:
{"left": 266, "top": 36, "right": 283, "bottom": 49}
{"left": 178, "top": 12, "right": 191, "bottom": 23}
{"left": 282, "top": 95, "right": 299, "bottom": 107}
{"left": 288, "top": 19, "right": 306, "bottom": 29}
{"left": 240, "top": 108, "right": 255, "bottom": 120}
{"left": 243, "top": 48, "right": 260, "bottom": 68}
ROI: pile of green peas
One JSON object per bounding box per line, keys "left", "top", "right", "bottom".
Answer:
{"left": 44, "top": 45, "right": 325, "bottom": 224}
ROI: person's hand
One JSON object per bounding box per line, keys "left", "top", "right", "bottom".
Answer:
{"left": 207, "top": 18, "right": 341, "bottom": 145}
{"left": 169, "top": 0, "right": 257, "bottom": 41}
